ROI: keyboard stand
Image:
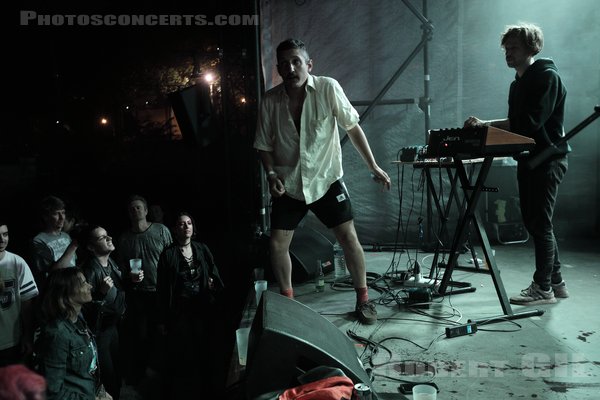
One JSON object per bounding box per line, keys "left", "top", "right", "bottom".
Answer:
{"left": 424, "top": 160, "right": 485, "bottom": 279}
{"left": 423, "top": 162, "right": 462, "bottom": 252}
{"left": 437, "top": 156, "right": 544, "bottom": 322}
{"left": 396, "top": 159, "right": 487, "bottom": 294}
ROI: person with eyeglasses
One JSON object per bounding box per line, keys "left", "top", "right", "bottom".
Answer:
{"left": 81, "top": 225, "right": 127, "bottom": 400}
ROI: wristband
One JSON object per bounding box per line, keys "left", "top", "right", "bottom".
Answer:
{"left": 267, "top": 170, "right": 277, "bottom": 178}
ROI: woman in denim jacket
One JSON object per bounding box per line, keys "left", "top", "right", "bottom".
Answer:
{"left": 36, "top": 267, "right": 106, "bottom": 400}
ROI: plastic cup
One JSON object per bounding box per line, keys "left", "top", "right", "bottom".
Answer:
{"left": 235, "top": 327, "right": 250, "bottom": 365}
{"left": 254, "top": 280, "right": 268, "bottom": 306}
{"left": 129, "top": 258, "right": 142, "bottom": 272}
{"left": 129, "top": 258, "right": 142, "bottom": 281}
{"left": 413, "top": 384, "right": 437, "bottom": 400}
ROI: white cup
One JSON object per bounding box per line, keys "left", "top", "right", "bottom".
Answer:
{"left": 413, "top": 384, "right": 437, "bottom": 400}
{"left": 235, "top": 327, "right": 251, "bottom": 366}
{"left": 129, "top": 258, "right": 142, "bottom": 282}
{"left": 129, "top": 258, "right": 142, "bottom": 272}
{"left": 254, "top": 280, "right": 268, "bottom": 306}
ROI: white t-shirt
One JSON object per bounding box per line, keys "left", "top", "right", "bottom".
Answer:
{"left": 0, "top": 251, "right": 39, "bottom": 350}
{"left": 31, "top": 231, "right": 76, "bottom": 274}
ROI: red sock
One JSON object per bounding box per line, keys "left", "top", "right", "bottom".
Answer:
{"left": 355, "top": 287, "right": 369, "bottom": 305}
{"left": 280, "top": 288, "right": 294, "bottom": 299}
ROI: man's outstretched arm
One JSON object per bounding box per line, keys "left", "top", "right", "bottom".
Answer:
{"left": 346, "top": 124, "right": 391, "bottom": 190}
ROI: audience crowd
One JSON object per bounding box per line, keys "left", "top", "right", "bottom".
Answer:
{"left": 0, "top": 195, "right": 227, "bottom": 400}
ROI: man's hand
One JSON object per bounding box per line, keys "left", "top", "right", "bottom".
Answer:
{"left": 370, "top": 166, "right": 391, "bottom": 190}
{"left": 130, "top": 270, "right": 144, "bottom": 283}
{"left": 268, "top": 175, "right": 286, "bottom": 197}
{"left": 464, "top": 116, "right": 488, "bottom": 128}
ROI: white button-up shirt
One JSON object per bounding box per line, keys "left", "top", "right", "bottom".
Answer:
{"left": 254, "top": 75, "right": 360, "bottom": 204}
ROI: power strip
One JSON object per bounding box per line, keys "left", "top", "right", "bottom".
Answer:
{"left": 445, "top": 323, "right": 478, "bottom": 338}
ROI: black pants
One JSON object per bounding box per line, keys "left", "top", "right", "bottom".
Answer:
{"left": 96, "top": 323, "right": 121, "bottom": 400}
{"left": 122, "top": 290, "right": 158, "bottom": 384}
{"left": 161, "top": 307, "right": 222, "bottom": 399}
{"left": 517, "top": 157, "right": 568, "bottom": 289}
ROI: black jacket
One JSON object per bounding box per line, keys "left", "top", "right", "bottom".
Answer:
{"left": 81, "top": 257, "right": 126, "bottom": 332}
{"left": 508, "top": 58, "right": 570, "bottom": 157}
{"left": 157, "top": 241, "right": 224, "bottom": 325}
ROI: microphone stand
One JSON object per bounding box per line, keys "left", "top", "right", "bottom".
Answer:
{"left": 527, "top": 105, "right": 600, "bottom": 170}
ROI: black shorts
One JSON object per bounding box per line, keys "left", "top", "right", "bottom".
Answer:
{"left": 270, "top": 179, "right": 354, "bottom": 230}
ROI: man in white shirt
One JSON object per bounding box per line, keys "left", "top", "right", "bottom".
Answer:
{"left": 0, "top": 219, "right": 39, "bottom": 366}
{"left": 254, "top": 38, "right": 390, "bottom": 324}
{"left": 31, "top": 195, "right": 78, "bottom": 277}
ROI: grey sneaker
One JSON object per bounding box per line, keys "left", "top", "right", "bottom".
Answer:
{"left": 552, "top": 281, "right": 569, "bottom": 298}
{"left": 510, "top": 282, "right": 557, "bottom": 305}
{"left": 356, "top": 302, "right": 377, "bottom": 325}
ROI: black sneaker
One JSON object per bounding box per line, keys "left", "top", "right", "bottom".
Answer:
{"left": 355, "top": 302, "right": 377, "bottom": 325}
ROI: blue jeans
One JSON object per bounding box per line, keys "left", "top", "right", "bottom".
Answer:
{"left": 517, "top": 157, "right": 568, "bottom": 289}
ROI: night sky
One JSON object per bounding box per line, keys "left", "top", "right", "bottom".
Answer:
{"left": 9, "top": 1, "right": 257, "bottom": 144}
{"left": 5, "top": 1, "right": 261, "bottom": 253}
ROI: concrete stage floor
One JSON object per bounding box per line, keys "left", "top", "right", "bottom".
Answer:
{"left": 232, "top": 238, "right": 599, "bottom": 400}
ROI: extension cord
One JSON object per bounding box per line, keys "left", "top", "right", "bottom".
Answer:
{"left": 445, "top": 322, "right": 478, "bottom": 338}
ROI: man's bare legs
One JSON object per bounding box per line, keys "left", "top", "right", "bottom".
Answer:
{"left": 332, "top": 220, "right": 366, "bottom": 288}
{"left": 271, "top": 221, "right": 365, "bottom": 291}
{"left": 269, "top": 221, "right": 375, "bottom": 323}
{"left": 269, "top": 229, "right": 295, "bottom": 294}
{"left": 333, "top": 220, "right": 376, "bottom": 324}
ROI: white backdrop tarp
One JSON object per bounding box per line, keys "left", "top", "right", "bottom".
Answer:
{"left": 258, "top": 0, "right": 600, "bottom": 245}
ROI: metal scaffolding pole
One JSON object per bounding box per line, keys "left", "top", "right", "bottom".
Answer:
{"left": 340, "top": 0, "right": 434, "bottom": 147}
{"left": 254, "top": 0, "right": 269, "bottom": 234}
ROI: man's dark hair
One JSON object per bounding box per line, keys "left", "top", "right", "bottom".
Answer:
{"left": 276, "top": 38, "right": 310, "bottom": 60}
{"left": 501, "top": 23, "right": 544, "bottom": 56}
{"left": 79, "top": 223, "right": 98, "bottom": 249}
{"left": 40, "top": 195, "right": 65, "bottom": 215}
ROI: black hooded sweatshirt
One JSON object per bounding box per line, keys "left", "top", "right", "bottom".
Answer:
{"left": 507, "top": 58, "right": 570, "bottom": 158}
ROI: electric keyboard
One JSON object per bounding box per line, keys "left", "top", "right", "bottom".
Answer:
{"left": 425, "top": 126, "right": 535, "bottom": 158}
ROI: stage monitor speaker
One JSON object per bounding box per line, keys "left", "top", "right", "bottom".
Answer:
{"left": 261, "top": 226, "right": 334, "bottom": 283}
{"left": 168, "top": 83, "right": 217, "bottom": 147}
{"left": 245, "top": 291, "right": 375, "bottom": 399}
